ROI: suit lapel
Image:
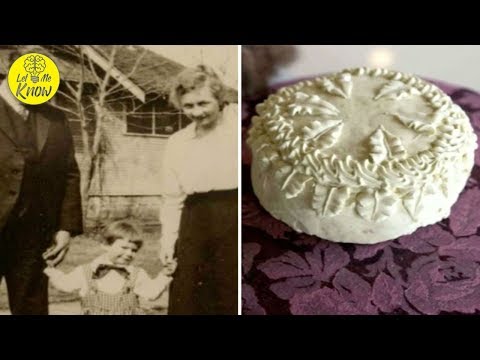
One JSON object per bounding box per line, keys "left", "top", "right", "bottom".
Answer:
{"left": 0, "top": 98, "right": 18, "bottom": 146}
{"left": 34, "top": 109, "right": 50, "bottom": 154}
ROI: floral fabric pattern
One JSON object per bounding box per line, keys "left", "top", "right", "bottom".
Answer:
{"left": 242, "top": 77, "right": 480, "bottom": 315}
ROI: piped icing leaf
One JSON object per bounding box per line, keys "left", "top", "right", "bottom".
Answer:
{"left": 308, "top": 95, "right": 339, "bottom": 112}
{"left": 303, "top": 120, "right": 344, "bottom": 149}
{"left": 258, "top": 147, "right": 280, "bottom": 171}
{"left": 318, "top": 76, "right": 351, "bottom": 99}
{"left": 369, "top": 126, "right": 407, "bottom": 164}
{"left": 312, "top": 185, "right": 350, "bottom": 216}
{"left": 288, "top": 93, "right": 340, "bottom": 117}
{"left": 338, "top": 73, "right": 353, "bottom": 98}
{"left": 374, "top": 81, "right": 405, "bottom": 100}
{"left": 374, "top": 80, "right": 420, "bottom": 100}
{"left": 392, "top": 113, "right": 435, "bottom": 136}
{"left": 433, "top": 125, "right": 467, "bottom": 153}
{"left": 294, "top": 92, "right": 340, "bottom": 112}
{"left": 356, "top": 189, "right": 397, "bottom": 222}
{"left": 277, "top": 166, "right": 312, "bottom": 199}
{"left": 402, "top": 185, "right": 426, "bottom": 221}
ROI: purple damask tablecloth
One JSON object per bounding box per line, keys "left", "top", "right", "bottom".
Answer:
{"left": 242, "top": 77, "right": 480, "bottom": 315}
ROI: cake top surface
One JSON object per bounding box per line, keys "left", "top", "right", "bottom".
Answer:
{"left": 247, "top": 67, "right": 477, "bottom": 199}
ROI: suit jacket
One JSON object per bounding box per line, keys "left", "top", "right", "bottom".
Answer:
{"left": 0, "top": 97, "right": 83, "bottom": 236}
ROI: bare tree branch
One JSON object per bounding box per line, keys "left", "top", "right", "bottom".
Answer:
{"left": 49, "top": 101, "right": 80, "bottom": 117}
{"left": 83, "top": 46, "right": 103, "bottom": 87}
{"left": 101, "top": 92, "right": 167, "bottom": 114}
{"left": 37, "top": 45, "right": 188, "bottom": 224}
{"left": 103, "top": 78, "right": 158, "bottom": 98}
{"left": 58, "top": 87, "right": 79, "bottom": 105}
{"left": 105, "top": 48, "right": 148, "bottom": 96}
{"left": 99, "top": 46, "right": 118, "bottom": 104}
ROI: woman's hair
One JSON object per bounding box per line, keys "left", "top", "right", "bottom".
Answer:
{"left": 169, "top": 64, "right": 228, "bottom": 110}
{"left": 102, "top": 220, "right": 143, "bottom": 248}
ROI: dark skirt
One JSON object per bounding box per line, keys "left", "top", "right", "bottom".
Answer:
{"left": 168, "top": 189, "right": 238, "bottom": 315}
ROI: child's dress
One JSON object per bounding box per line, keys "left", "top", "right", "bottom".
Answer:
{"left": 81, "top": 265, "right": 140, "bottom": 315}
{"left": 44, "top": 255, "right": 172, "bottom": 315}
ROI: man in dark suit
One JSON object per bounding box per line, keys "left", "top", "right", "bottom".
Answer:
{"left": 0, "top": 51, "right": 83, "bottom": 314}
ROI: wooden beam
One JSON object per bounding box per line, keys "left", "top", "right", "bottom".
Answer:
{"left": 81, "top": 45, "right": 146, "bottom": 103}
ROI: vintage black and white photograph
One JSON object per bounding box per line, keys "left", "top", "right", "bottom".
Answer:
{"left": 0, "top": 45, "right": 238, "bottom": 315}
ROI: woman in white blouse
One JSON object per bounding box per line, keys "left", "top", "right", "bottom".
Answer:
{"left": 158, "top": 65, "right": 238, "bottom": 315}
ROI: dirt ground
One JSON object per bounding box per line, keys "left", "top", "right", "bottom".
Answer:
{"left": 0, "top": 298, "right": 168, "bottom": 315}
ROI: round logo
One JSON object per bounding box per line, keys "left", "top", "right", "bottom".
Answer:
{"left": 7, "top": 52, "right": 60, "bottom": 105}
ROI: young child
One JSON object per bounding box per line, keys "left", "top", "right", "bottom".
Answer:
{"left": 44, "top": 220, "right": 176, "bottom": 315}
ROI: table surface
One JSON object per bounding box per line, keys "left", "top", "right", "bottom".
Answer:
{"left": 270, "top": 45, "right": 480, "bottom": 92}
{"left": 242, "top": 77, "right": 480, "bottom": 315}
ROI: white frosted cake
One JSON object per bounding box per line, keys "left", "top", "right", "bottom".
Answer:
{"left": 247, "top": 67, "right": 478, "bottom": 244}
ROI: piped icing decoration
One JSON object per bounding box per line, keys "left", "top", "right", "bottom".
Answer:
{"left": 247, "top": 67, "right": 477, "bottom": 225}
{"left": 390, "top": 112, "right": 436, "bottom": 136}
{"left": 317, "top": 72, "right": 353, "bottom": 99}
{"left": 374, "top": 80, "right": 421, "bottom": 100}
{"left": 369, "top": 125, "right": 407, "bottom": 164}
